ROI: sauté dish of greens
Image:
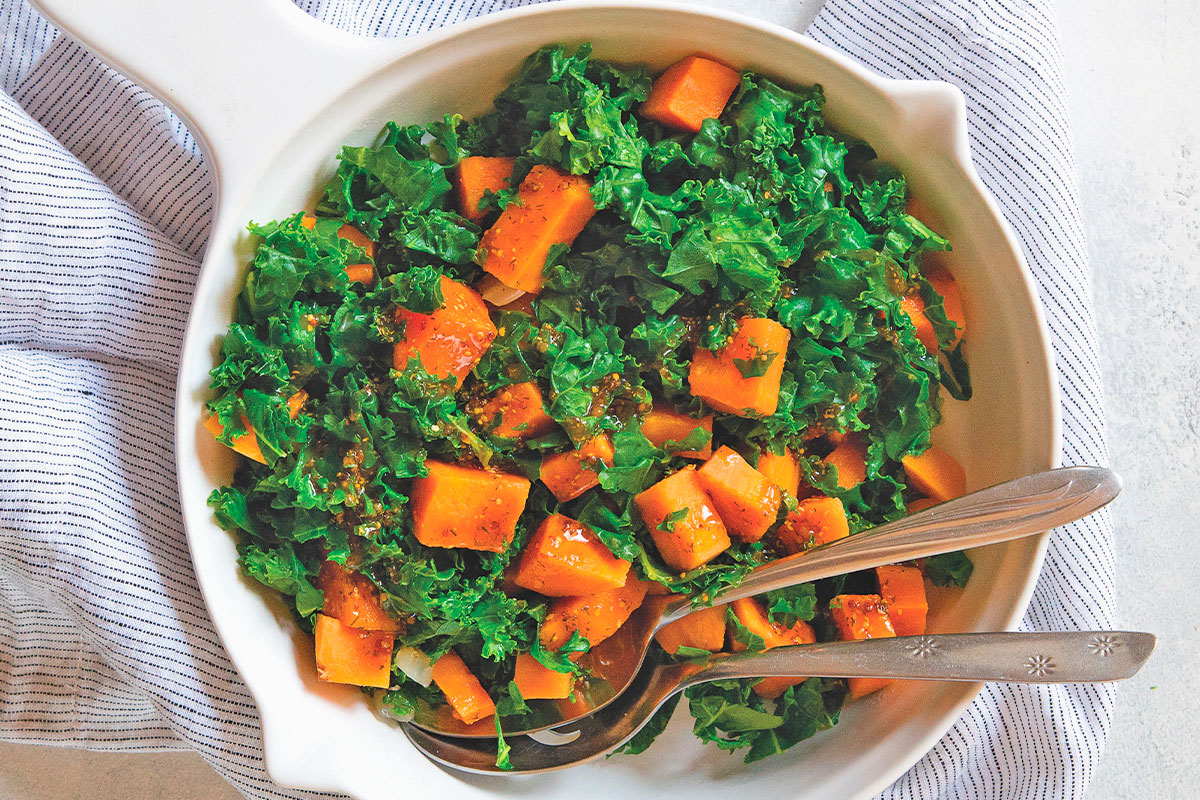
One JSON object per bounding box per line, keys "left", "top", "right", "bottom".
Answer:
{"left": 205, "top": 44, "right": 972, "bottom": 767}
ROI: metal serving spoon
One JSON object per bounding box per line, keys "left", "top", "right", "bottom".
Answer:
{"left": 410, "top": 466, "right": 1120, "bottom": 738}
{"left": 406, "top": 629, "right": 1155, "bottom": 773}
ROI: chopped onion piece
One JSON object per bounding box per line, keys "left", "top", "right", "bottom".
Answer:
{"left": 392, "top": 645, "right": 433, "bottom": 687}
{"left": 477, "top": 273, "right": 525, "bottom": 306}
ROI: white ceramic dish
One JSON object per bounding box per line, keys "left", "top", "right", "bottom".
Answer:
{"left": 30, "top": 1, "right": 1060, "bottom": 797}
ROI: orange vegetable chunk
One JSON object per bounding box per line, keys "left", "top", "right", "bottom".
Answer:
{"left": 455, "top": 156, "right": 515, "bottom": 223}
{"left": 900, "top": 293, "right": 938, "bottom": 353}
{"left": 829, "top": 594, "right": 897, "bottom": 698}
{"left": 539, "top": 580, "right": 649, "bottom": 650}
{"left": 696, "top": 446, "right": 781, "bottom": 543}
{"left": 431, "top": 650, "right": 496, "bottom": 725}
{"left": 204, "top": 389, "right": 307, "bottom": 465}
{"left": 410, "top": 461, "right": 530, "bottom": 552}
{"left": 513, "top": 514, "right": 631, "bottom": 597}
{"left": 313, "top": 613, "right": 393, "bottom": 689}
{"left": 730, "top": 598, "right": 816, "bottom": 699}
{"left": 640, "top": 55, "right": 741, "bottom": 133}
{"left": 688, "top": 317, "right": 790, "bottom": 417}
{"left": 300, "top": 214, "right": 375, "bottom": 281}
{"left": 317, "top": 561, "right": 402, "bottom": 632}
{"left": 478, "top": 381, "right": 556, "bottom": 439}
{"left": 479, "top": 165, "right": 597, "bottom": 294}
{"left": 513, "top": 652, "right": 574, "bottom": 700}
{"left": 876, "top": 565, "right": 928, "bottom": 637}
{"left": 927, "top": 265, "right": 965, "bottom": 345}
{"left": 654, "top": 605, "right": 727, "bottom": 655}
{"left": 640, "top": 403, "right": 713, "bottom": 459}
{"left": 906, "top": 496, "right": 940, "bottom": 514}
{"left": 393, "top": 275, "right": 497, "bottom": 388}
{"left": 756, "top": 448, "right": 800, "bottom": 497}
{"left": 539, "top": 435, "right": 615, "bottom": 503}
{"left": 825, "top": 434, "right": 867, "bottom": 490}
{"left": 777, "top": 495, "right": 850, "bottom": 554}
{"left": 634, "top": 466, "right": 731, "bottom": 571}
{"left": 902, "top": 444, "right": 966, "bottom": 502}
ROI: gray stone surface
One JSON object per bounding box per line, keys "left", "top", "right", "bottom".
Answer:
{"left": 0, "top": 1, "right": 1196, "bottom": 798}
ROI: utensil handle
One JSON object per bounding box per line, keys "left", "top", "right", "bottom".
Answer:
{"left": 26, "top": 0, "right": 398, "bottom": 204}
{"left": 687, "top": 631, "right": 1155, "bottom": 685}
{"left": 662, "top": 466, "right": 1118, "bottom": 623}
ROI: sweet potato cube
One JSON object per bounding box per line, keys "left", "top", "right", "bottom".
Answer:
{"left": 777, "top": 495, "right": 850, "bottom": 554}
{"left": 825, "top": 434, "right": 867, "bottom": 490}
{"left": 313, "top": 613, "right": 393, "bottom": 689}
{"left": 539, "top": 435, "right": 615, "bottom": 503}
{"left": 394, "top": 276, "right": 497, "bottom": 388}
{"left": 301, "top": 214, "right": 375, "bottom": 281}
{"left": 905, "top": 497, "right": 940, "bottom": 514}
{"left": 900, "top": 293, "right": 938, "bottom": 353}
{"left": 479, "top": 165, "right": 597, "bottom": 294}
{"left": 634, "top": 467, "right": 731, "bottom": 571}
{"left": 455, "top": 156, "right": 515, "bottom": 223}
{"left": 654, "top": 605, "right": 727, "bottom": 655}
{"left": 410, "top": 461, "right": 530, "bottom": 552}
{"left": 729, "top": 598, "right": 816, "bottom": 699}
{"left": 756, "top": 447, "right": 800, "bottom": 497}
{"left": 204, "top": 413, "right": 266, "bottom": 464}
{"left": 688, "top": 317, "right": 790, "bottom": 417}
{"left": 876, "top": 565, "right": 928, "bottom": 637}
{"left": 317, "top": 561, "right": 402, "bottom": 633}
{"left": 431, "top": 650, "right": 496, "bottom": 725}
{"left": 478, "top": 381, "right": 556, "bottom": 439}
{"left": 640, "top": 403, "right": 713, "bottom": 459}
{"left": 902, "top": 444, "right": 966, "bottom": 502}
{"left": 829, "top": 594, "right": 896, "bottom": 698}
{"left": 539, "top": 580, "right": 649, "bottom": 650}
{"left": 513, "top": 514, "right": 631, "bottom": 597}
{"left": 696, "top": 446, "right": 781, "bottom": 543}
{"left": 639, "top": 55, "right": 741, "bottom": 133}
{"left": 926, "top": 265, "right": 965, "bottom": 345}
{"left": 513, "top": 652, "right": 574, "bottom": 700}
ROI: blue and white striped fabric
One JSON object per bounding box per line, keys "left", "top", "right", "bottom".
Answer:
{"left": 0, "top": 1, "right": 1115, "bottom": 798}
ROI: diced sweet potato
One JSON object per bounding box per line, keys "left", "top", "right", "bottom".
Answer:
{"left": 394, "top": 276, "right": 497, "bottom": 388}
{"left": 301, "top": 214, "right": 375, "bottom": 282}
{"left": 654, "top": 605, "right": 727, "bottom": 655}
{"left": 688, "top": 317, "right": 790, "bottom": 417}
{"left": 513, "top": 652, "right": 574, "bottom": 700}
{"left": 777, "top": 495, "right": 850, "bottom": 554}
{"left": 479, "top": 165, "right": 597, "bottom": 294}
{"left": 825, "top": 434, "right": 867, "bottom": 490}
{"left": 539, "top": 580, "right": 649, "bottom": 650}
{"left": 876, "top": 565, "right": 928, "bottom": 637}
{"left": 639, "top": 55, "right": 741, "bottom": 133}
{"left": 410, "top": 461, "right": 530, "bottom": 552}
{"left": 696, "top": 446, "right": 781, "bottom": 543}
{"left": 900, "top": 293, "right": 938, "bottom": 353}
{"left": 756, "top": 448, "right": 800, "bottom": 497}
{"left": 829, "top": 594, "right": 897, "bottom": 698}
{"left": 317, "top": 561, "right": 402, "bottom": 633}
{"left": 513, "top": 514, "right": 631, "bottom": 597}
{"left": 539, "top": 435, "right": 615, "bottom": 503}
{"left": 634, "top": 467, "right": 731, "bottom": 571}
{"left": 477, "top": 381, "right": 556, "bottom": 439}
{"left": 926, "top": 265, "right": 965, "bottom": 345}
{"left": 905, "top": 496, "right": 940, "bottom": 514}
{"left": 640, "top": 403, "right": 713, "bottom": 459}
{"left": 730, "top": 598, "right": 816, "bottom": 699}
{"left": 431, "top": 650, "right": 495, "bottom": 725}
{"left": 313, "top": 613, "right": 393, "bottom": 689}
{"left": 455, "top": 156, "right": 515, "bottom": 223}
{"left": 902, "top": 444, "right": 966, "bottom": 502}
{"left": 205, "top": 389, "right": 307, "bottom": 464}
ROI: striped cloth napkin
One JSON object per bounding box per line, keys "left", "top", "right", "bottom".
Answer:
{"left": 0, "top": 0, "right": 1116, "bottom": 797}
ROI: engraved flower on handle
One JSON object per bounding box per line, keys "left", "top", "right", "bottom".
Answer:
{"left": 1024, "top": 654, "right": 1055, "bottom": 676}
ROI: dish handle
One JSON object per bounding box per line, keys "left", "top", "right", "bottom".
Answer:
{"left": 27, "top": 0, "right": 401, "bottom": 212}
